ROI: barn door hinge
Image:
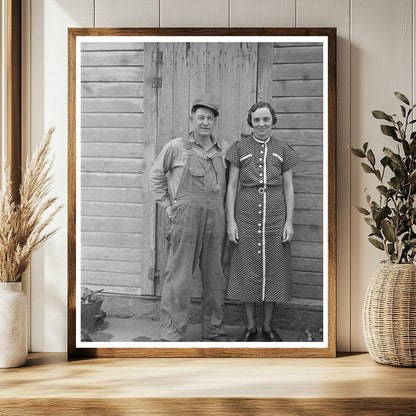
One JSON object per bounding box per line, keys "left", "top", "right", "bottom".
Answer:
{"left": 153, "top": 51, "right": 163, "bottom": 64}
{"left": 151, "top": 77, "right": 162, "bottom": 88}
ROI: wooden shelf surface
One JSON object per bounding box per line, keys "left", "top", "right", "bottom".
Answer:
{"left": 1, "top": 352, "right": 416, "bottom": 415}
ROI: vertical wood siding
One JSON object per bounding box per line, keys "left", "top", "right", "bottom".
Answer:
{"left": 80, "top": 42, "right": 145, "bottom": 295}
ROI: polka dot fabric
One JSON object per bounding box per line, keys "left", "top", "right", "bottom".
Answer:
{"left": 225, "top": 135, "right": 299, "bottom": 302}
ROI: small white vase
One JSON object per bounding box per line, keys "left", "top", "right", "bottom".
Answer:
{"left": 0, "top": 282, "right": 28, "bottom": 368}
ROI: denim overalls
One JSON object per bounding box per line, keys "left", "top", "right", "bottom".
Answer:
{"left": 160, "top": 139, "right": 227, "bottom": 341}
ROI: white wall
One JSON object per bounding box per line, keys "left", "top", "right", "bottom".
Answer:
{"left": 22, "top": 0, "right": 416, "bottom": 352}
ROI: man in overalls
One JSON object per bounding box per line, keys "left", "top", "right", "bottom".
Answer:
{"left": 150, "top": 94, "right": 229, "bottom": 342}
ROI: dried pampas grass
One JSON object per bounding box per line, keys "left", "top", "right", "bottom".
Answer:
{"left": 0, "top": 128, "right": 61, "bottom": 283}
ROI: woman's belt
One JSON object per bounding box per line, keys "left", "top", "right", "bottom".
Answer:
{"left": 240, "top": 185, "right": 282, "bottom": 194}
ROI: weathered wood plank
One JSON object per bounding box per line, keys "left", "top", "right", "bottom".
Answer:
{"left": 292, "top": 145, "right": 323, "bottom": 162}
{"left": 81, "top": 82, "right": 144, "bottom": 98}
{"left": 82, "top": 246, "right": 141, "bottom": 262}
{"left": 82, "top": 259, "right": 141, "bottom": 274}
{"left": 273, "top": 80, "right": 323, "bottom": 97}
{"left": 81, "top": 67, "right": 144, "bottom": 82}
{"left": 273, "top": 63, "right": 323, "bottom": 80}
{"left": 82, "top": 231, "right": 142, "bottom": 248}
{"left": 292, "top": 283, "right": 323, "bottom": 300}
{"left": 173, "top": 42, "right": 190, "bottom": 139}
{"left": 82, "top": 113, "right": 144, "bottom": 128}
{"left": 292, "top": 256, "right": 323, "bottom": 273}
{"left": 276, "top": 113, "right": 323, "bottom": 129}
{"left": 81, "top": 51, "right": 144, "bottom": 66}
{"left": 295, "top": 194, "right": 323, "bottom": 211}
{"left": 81, "top": 157, "right": 143, "bottom": 173}
{"left": 81, "top": 187, "right": 143, "bottom": 203}
{"left": 81, "top": 127, "right": 144, "bottom": 143}
{"left": 257, "top": 43, "right": 273, "bottom": 103}
{"left": 273, "top": 46, "right": 323, "bottom": 63}
{"left": 82, "top": 97, "right": 144, "bottom": 113}
{"left": 293, "top": 177, "right": 323, "bottom": 193}
{"left": 81, "top": 201, "right": 143, "bottom": 218}
{"left": 275, "top": 129, "right": 323, "bottom": 146}
{"left": 81, "top": 271, "right": 140, "bottom": 287}
{"left": 81, "top": 42, "right": 144, "bottom": 51}
{"left": 157, "top": 43, "right": 174, "bottom": 152}
{"left": 292, "top": 270, "right": 322, "bottom": 286}
{"left": 293, "top": 161, "right": 323, "bottom": 177}
{"left": 206, "top": 42, "right": 224, "bottom": 139}
{"left": 82, "top": 143, "right": 143, "bottom": 157}
{"left": 273, "top": 97, "right": 323, "bottom": 113}
{"left": 291, "top": 241, "right": 322, "bottom": 258}
{"left": 239, "top": 43, "right": 258, "bottom": 136}
{"left": 141, "top": 42, "right": 159, "bottom": 296}
{"left": 154, "top": 43, "right": 174, "bottom": 295}
{"left": 293, "top": 224, "right": 323, "bottom": 242}
{"left": 81, "top": 172, "right": 142, "bottom": 188}
{"left": 222, "top": 43, "right": 244, "bottom": 141}
{"left": 189, "top": 43, "right": 207, "bottom": 114}
{"left": 82, "top": 217, "right": 143, "bottom": 233}
{"left": 294, "top": 209, "right": 323, "bottom": 226}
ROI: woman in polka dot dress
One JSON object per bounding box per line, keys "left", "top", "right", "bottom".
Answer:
{"left": 226, "top": 102, "right": 299, "bottom": 342}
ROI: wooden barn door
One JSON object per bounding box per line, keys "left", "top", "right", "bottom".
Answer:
{"left": 149, "top": 42, "right": 258, "bottom": 297}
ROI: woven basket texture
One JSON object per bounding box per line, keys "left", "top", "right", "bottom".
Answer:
{"left": 363, "top": 262, "right": 416, "bottom": 367}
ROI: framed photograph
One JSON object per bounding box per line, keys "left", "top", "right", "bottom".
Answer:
{"left": 68, "top": 28, "right": 336, "bottom": 358}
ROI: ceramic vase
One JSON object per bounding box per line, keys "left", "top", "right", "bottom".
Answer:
{"left": 0, "top": 282, "right": 28, "bottom": 368}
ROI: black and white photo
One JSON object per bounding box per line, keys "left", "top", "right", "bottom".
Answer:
{"left": 68, "top": 28, "right": 336, "bottom": 358}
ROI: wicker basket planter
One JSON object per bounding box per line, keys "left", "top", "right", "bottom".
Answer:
{"left": 363, "top": 262, "right": 416, "bottom": 367}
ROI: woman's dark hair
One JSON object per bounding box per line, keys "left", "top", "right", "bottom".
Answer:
{"left": 247, "top": 102, "right": 277, "bottom": 127}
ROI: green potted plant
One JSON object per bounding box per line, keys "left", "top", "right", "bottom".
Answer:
{"left": 351, "top": 92, "right": 416, "bottom": 367}
{"left": 0, "top": 128, "right": 60, "bottom": 368}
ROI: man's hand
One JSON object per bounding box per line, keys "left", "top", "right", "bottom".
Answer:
{"left": 165, "top": 206, "right": 173, "bottom": 221}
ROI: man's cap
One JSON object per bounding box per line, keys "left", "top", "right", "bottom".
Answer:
{"left": 191, "top": 93, "right": 219, "bottom": 117}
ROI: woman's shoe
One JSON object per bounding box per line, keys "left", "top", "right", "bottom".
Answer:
{"left": 238, "top": 327, "right": 257, "bottom": 342}
{"left": 262, "top": 327, "right": 283, "bottom": 342}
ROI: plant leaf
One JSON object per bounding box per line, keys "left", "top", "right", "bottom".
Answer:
{"left": 403, "top": 140, "right": 410, "bottom": 156}
{"left": 372, "top": 110, "right": 394, "bottom": 122}
{"left": 381, "top": 219, "right": 396, "bottom": 242}
{"left": 367, "top": 149, "right": 375, "bottom": 165}
{"left": 376, "top": 206, "right": 390, "bottom": 224}
{"left": 401, "top": 105, "right": 406, "bottom": 117}
{"left": 363, "top": 142, "right": 369, "bottom": 152}
{"left": 356, "top": 206, "right": 370, "bottom": 215}
{"left": 350, "top": 147, "right": 366, "bottom": 158}
{"left": 394, "top": 91, "right": 410, "bottom": 105}
{"left": 361, "top": 163, "right": 374, "bottom": 174}
{"left": 380, "top": 156, "right": 390, "bottom": 167}
{"left": 381, "top": 125, "right": 399, "bottom": 141}
{"left": 371, "top": 225, "right": 383, "bottom": 238}
{"left": 368, "top": 237, "right": 384, "bottom": 251}
{"left": 376, "top": 185, "right": 388, "bottom": 196}
{"left": 387, "top": 243, "right": 395, "bottom": 255}
{"left": 389, "top": 177, "right": 401, "bottom": 190}
{"left": 364, "top": 217, "right": 376, "bottom": 226}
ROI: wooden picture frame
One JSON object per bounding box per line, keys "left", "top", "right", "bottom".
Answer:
{"left": 68, "top": 28, "right": 336, "bottom": 358}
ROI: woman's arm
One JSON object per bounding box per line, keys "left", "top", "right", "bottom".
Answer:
{"left": 282, "top": 169, "right": 295, "bottom": 242}
{"left": 226, "top": 164, "right": 240, "bottom": 244}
